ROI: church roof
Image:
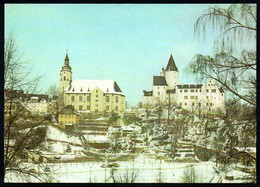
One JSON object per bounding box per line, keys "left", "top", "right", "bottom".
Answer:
{"left": 177, "top": 84, "right": 203, "bottom": 89}
{"left": 153, "top": 76, "right": 168, "bottom": 86}
{"left": 166, "top": 54, "right": 178, "bottom": 72}
{"left": 64, "top": 79, "right": 124, "bottom": 96}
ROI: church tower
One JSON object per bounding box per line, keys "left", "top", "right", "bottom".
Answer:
{"left": 59, "top": 50, "right": 72, "bottom": 95}
{"left": 164, "top": 54, "right": 178, "bottom": 89}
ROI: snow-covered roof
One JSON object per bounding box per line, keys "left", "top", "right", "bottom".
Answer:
{"left": 64, "top": 79, "right": 124, "bottom": 96}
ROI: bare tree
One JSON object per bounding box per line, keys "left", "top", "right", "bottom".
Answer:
{"left": 46, "top": 84, "right": 59, "bottom": 98}
{"left": 180, "top": 165, "right": 200, "bottom": 183}
{"left": 4, "top": 35, "right": 54, "bottom": 182}
{"left": 110, "top": 168, "right": 139, "bottom": 183}
{"left": 188, "top": 4, "right": 256, "bottom": 107}
{"left": 187, "top": 4, "right": 256, "bottom": 177}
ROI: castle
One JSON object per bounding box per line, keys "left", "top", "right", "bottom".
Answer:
{"left": 59, "top": 51, "right": 125, "bottom": 114}
{"left": 142, "top": 54, "right": 225, "bottom": 114}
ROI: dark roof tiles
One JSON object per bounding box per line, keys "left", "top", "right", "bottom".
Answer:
{"left": 177, "top": 84, "right": 203, "bottom": 89}
{"left": 153, "top": 76, "right": 168, "bottom": 86}
{"left": 166, "top": 54, "right": 178, "bottom": 72}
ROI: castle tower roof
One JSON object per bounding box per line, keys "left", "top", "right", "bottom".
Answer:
{"left": 166, "top": 54, "right": 178, "bottom": 72}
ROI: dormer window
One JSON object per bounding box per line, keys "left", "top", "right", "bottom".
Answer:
{"left": 88, "top": 88, "right": 90, "bottom": 92}
{"left": 80, "top": 87, "right": 83, "bottom": 92}
{"left": 72, "top": 87, "right": 75, "bottom": 92}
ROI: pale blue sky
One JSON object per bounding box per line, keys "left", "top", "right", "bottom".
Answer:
{"left": 5, "top": 4, "right": 233, "bottom": 107}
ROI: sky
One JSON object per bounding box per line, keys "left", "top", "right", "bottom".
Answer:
{"left": 5, "top": 4, "right": 235, "bottom": 107}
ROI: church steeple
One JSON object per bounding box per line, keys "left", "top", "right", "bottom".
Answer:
{"left": 61, "top": 49, "right": 71, "bottom": 71}
{"left": 166, "top": 54, "right": 178, "bottom": 72}
{"left": 64, "top": 49, "right": 69, "bottom": 65}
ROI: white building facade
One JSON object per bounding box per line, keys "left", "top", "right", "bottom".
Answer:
{"left": 59, "top": 52, "right": 125, "bottom": 114}
{"left": 142, "top": 54, "right": 225, "bottom": 114}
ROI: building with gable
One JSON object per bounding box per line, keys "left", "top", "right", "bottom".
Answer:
{"left": 59, "top": 51, "right": 125, "bottom": 114}
{"left": 142, "top": 54, "right": 225, "bottom": 114}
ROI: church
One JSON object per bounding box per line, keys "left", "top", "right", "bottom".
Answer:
{"left": 59, "top": 51, "right": 125, "bottom": 114}
{"left": 142, "top": 54, "right": 225, "bottom": 114}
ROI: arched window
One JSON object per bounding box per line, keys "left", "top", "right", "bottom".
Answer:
{"left": 64, "top": 76, "right": 66, "bottom": 80}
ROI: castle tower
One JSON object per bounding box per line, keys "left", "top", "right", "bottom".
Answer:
{"left": 164, "top": 54, "right": 178, "bottom": 89}
{"left": 59, "top": 50, "right": 72, "bottom": 95}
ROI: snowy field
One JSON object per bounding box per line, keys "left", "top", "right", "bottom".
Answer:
{"left": 5, "top": 154, "right": 250, "bottom": 183}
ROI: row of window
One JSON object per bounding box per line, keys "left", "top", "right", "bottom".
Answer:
{"left": 60, "top": 114, "right": 74, "bottom": 118}
{"left": 180, "top": 102, "right": 214, "bottom": 107}
{"left": 180, "top": 89, "right": 216, "bottom": 93}
{"left": 70, "top": 95, "right": 120, "bottom": 103}
{"left": 60, "top": 121, "right": 74, "bottom": 124}
{"left": 77, "top": 105, "right": 119, "bottom": 111}
{"left": 183, "top": 95, "right": 221, "bottom": 100}
{"left": 184, "top": 96, "right": 198, "bottom": 99}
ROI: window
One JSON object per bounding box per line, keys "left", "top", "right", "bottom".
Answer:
{"left": 206, "top": 89, "right": 209, "bottom": 93}
{"left": 185, "top": 103, "right": 187, "bottom": 106}
{"left": 195, "top": 90, "right": 198, "bottom": 92}
{"left": 95, "top": 99, "right": 98, "bottom": 102}
{"left": 206, "top": 96, "right": 209, "bottom": 99}
{"left": 211, "top": 89, "right": 216, "bottom": 93}
{"left": 180, "top": 103, "right": 182, "bottom": 105}
{"left": 180, "top": 90, "right": 182, "bottom": 93}
{"left": 206, "top": 103, "right": 208, "bottom": 106}
{"left": 195, "top": 96, "right": 198, "bottom": 99}
{"left": 190, "top": 96, "right": 194, "bottom": 99}
{"left": 106, "top": 106, "right": 109, "bottom": 111}
{"left": 191, "top": 89, "right": 194, "bottom": 93}
{"left": 87, "top": 96, "right": 90, "bottom": 102}
{"left": 116, "top": 96, "right": 118, "bottom": 103}
{"left": 79, "top": 96, "right": 82, "bottom": 102}
{"left": 184, "top": 89, "right": 188, "bottom": 93}
{"left": 199, "top": 89, "right": 202, "bottom": 92}
{"left": 115, "top": 106, "right": 118, "bottom": 111}
{"left": 184, "top": 96, "right": 188, "bottom": 99}
{"left": 96, "top": 90, "right": 98, "bottom": 93}
{"left": 71, "top": 95, "right": 75, "bottom": 102}
{"left": 96, "top": 95, "right": 98, "bottom": 98}
{"left": 192, "top": 103, "right": 194, "bottom": 106}
{"left": 95, "top": 104, "right": 98, "bottom": 107}
{"left": 87, "top": 105, "right": 90, "bottom": 110}
{"left": 106, "top": 96, "right": 109, "bottom": 102}
{"left": 158, "top": 92, "right": 160, "bottom": 95}
{"left": 199, "top": 103, "right": 201, "bottom": 107}
{"left": 95, "top": 109, "right": 98, "bottom": 112}
{"left": 210, "top": 103, "right": 213, "bottom": 106}
{"left": 79, "top": 105, "right": 82, "bottom": 110}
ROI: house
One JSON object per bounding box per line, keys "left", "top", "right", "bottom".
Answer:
{"left": 58, "top": 105, "right": 81, "bottom": 130}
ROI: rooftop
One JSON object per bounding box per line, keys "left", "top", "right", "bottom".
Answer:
{"left": 65, "top": 79, "right": 124, "bottom": 96}
{"left": 153, "top": 76, "right": 167, "bottom": 86}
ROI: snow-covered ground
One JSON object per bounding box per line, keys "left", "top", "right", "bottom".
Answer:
{"left": 6, "top": 154, "right": 251, "bottom": 183}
